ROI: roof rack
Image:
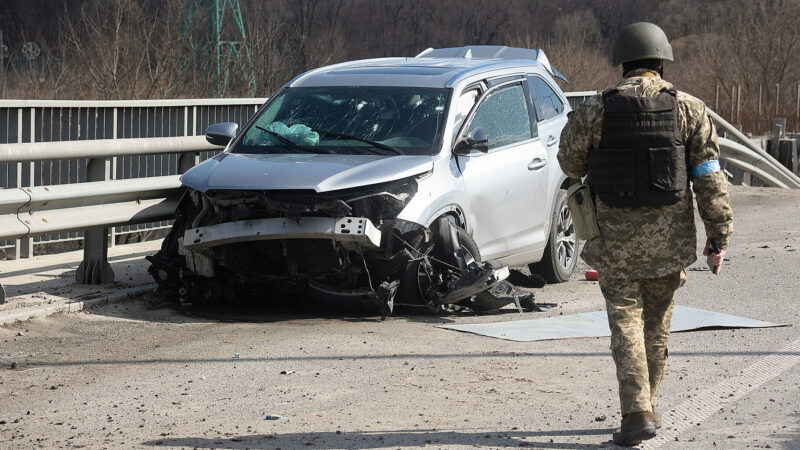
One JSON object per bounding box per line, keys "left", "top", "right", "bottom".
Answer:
{"left": 415, "top": 46, "right": 568, "bottom": 83}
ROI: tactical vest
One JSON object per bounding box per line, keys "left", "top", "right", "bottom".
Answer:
{"left": 587, "top": 88, "right": 688, "bottom": 208}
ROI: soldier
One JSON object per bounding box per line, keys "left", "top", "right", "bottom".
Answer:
{"left": 557, "top": 22, "right": 733, "bottom": 446}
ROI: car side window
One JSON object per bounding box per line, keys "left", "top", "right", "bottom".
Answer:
{"left": 464, "top": 84, "right": 532, "bottom": 150}
{"left": 452, "top": 88, "right": 480, "bottom": 144}
{"left": 528, "top": 76, "right": 564, "bottom": 122}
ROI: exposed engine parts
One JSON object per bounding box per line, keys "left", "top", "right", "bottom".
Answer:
{"left": 147, "top": 179, "right": 549, "bottom": 316}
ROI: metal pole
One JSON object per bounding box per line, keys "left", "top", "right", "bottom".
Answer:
{"left": 758, "top": 85, "right": 763, "bottom": 133}
{"left": 796, "top": 84, "right": 799, "bottom": 132}
{"left": 12, "top": 108, "right": 23, "bottom": 260}
{"left": 0, "top": 30, "right": 4, "bottom": 98}
{"left": 75, "top": 157, "right": 115, "bottom": 284}
{"left": 731, "top": 86, "right": 735, "bottom": 121}
{"left": 715, "top": 83, "right": 719, "bottom": 112}
{"left": 737, "top": 85, "right": 741, "bottom": 124}
{"left": 110, "top": 107, "right": 118, "bottom": 248}
{"left": 776, "top": 83, "right": 780, "bottom": 116}
{"left": 19, "top": 108, "right": 36, "bottom": 258}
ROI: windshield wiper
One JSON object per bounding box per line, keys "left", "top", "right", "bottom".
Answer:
{"left": 312, "top": 128, "right": 403, "bottom": 155}
{"left": 254, "top": 126, "right": 334, "bottom": 154}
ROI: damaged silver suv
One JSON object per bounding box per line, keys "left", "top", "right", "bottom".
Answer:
{"left": 147, "top": 46, "right": 578, "bottom": 316}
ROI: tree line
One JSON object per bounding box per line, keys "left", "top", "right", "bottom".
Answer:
{"left": 1, "top": 0, "right": 799, "bottom": 133}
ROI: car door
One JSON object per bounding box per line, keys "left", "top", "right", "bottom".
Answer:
{"left": 455, "top": 81, "right": 549, "bottom": 261}
{"left": 527, "top": 75, "right": 570, "bottom": 228}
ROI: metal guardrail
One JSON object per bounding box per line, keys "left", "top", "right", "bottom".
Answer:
{"left": 0, "top": 98, "right": 267, "bottom": 260}
{"left": 0, "top": 133, "right": 222, "bottom": 294}
{"left": 0, "top": 176, "right": 183, "bottom": 240}
{"left": 0, "top": 93, "right": 797, "bottom": 304}
{"left": 0, "top": 98, "right": 265, "bottom": 303}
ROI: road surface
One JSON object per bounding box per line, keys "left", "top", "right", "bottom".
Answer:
{"left": 1, "top": 186, "right": 799, "bottom": 449}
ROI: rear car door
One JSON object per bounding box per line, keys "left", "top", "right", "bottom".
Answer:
{"left": 455, "top": 81, "right": 549, "bottom": 261}
{"left": 527, "top": 75, "right": 570, "bottom": 224}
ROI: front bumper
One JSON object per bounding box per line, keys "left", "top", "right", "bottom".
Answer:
{"left": 182, "top": 216, "right": 382, "bottom": 250}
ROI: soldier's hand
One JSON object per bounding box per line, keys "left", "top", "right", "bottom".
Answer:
{"left": 703, "top": 243, "right": 726, "bottom": 275}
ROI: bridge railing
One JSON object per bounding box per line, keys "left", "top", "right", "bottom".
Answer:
{"left": 0, "top": 98, "right": 267, "bottom": 261}
{"left": 1, "top": 93, "right": 798, "bottom": 304}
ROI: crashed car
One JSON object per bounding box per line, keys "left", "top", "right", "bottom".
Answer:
{"left": 148, "top": 45, "right": 579, "bottom": 316}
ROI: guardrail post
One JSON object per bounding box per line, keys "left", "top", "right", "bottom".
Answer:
{"left": 178, "top": 152, "right": 199, "bottom": 173}
{"left": 12, "top": 108, "right": 33, "bottom": 259}
{"left": 179, "top": 105, "right": 199, "bottom": 173}
{"left": 76, "top": 157, "right": 114, "bottom": 284}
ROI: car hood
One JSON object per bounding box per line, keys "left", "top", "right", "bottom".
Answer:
{"left": 181, "top": 152, "right": 434, "bottom": 193}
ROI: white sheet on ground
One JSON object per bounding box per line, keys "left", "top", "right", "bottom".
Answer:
{"left": 437, "top": 306, "right": 787, "bottom": 342}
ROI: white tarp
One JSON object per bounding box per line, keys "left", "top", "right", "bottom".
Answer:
{"left": 438, "top": 306, "right": 787, "bottom": 342}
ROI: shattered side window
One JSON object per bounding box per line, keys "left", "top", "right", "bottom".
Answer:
{"left": 234, "top": 86, "right": 449, "bottom": 156}
{"left": 528, "top": 76, "right": 564, "bottom": 121}
{"left": 464, "top": 84, "right": 532, "bottom": 150}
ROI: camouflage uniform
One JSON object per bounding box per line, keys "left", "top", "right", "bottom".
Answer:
{"left": 557, "top": 70, "right": 734, "bottom": 415}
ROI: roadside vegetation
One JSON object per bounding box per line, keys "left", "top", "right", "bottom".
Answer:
{"left": 1, "top": 0, "right": 799, "bottom": 133}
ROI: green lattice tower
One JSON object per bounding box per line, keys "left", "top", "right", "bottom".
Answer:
{"left": 184, "top": 0, "right": 256, "bottom": 97}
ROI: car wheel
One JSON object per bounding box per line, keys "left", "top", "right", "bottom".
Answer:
{"left": 529, "top": 189, "right": 579, "bottom": 283}
{"left": 402, "top": 216, "right": 481, "bottom": 313}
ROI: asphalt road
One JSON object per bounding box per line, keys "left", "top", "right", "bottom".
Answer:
{"left": 1, "top": 186, "right": 799, "bottom": 449}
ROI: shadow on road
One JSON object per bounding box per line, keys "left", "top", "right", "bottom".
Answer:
{"left": 141, "top": 428, "right": 615, "bottom": 449}
{"left": 86, "top": 285, "right": 545, "bottom": 326}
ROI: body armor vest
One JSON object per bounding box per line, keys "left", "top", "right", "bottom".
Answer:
{"left": 587, "top": 88, "right": 688, "bottom": 207}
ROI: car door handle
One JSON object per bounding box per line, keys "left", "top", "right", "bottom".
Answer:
{"left": 528, "top": 157, "right": 547, "bottom": 170}
{"left": 546, "top": 135, "right": 558, "bottom": 147}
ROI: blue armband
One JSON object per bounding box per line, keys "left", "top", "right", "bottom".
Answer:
{"left": 690, "top": 160, "right": 721, "bottom": 178}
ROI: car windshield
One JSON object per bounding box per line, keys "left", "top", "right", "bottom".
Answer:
{"left": 233, "top": 86, "right": 449, "bottom": 156}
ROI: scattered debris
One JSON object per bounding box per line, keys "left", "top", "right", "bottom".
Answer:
{"left": 507, "top": 269, "right": 547, "bottom": 288}
{"left": 16, "top": 331, "right": 24, "bottom": 337}
{"left": 464, "top": 280, "right": 552, "bottom": 313}
{"left": 280, "top": 370, "right": 294, "bottom": 375}
{"left": 10, "top": 362, "right": 18, "bottom": 369}
{"left": 232, "top": 353, "right": 240, "bottom": 359}
{"left": 595, "top": 415, "right": 607, "bottom": 422}
{"left": 265, "top": 414, "right": 286, "bottom": 420}
{"left": 585, "top": 270, "right": 598, "bottom": 281}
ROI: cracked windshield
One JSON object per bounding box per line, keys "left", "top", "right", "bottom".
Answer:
{"left": 234, "top": 87, "right": 449, "bottom": 156}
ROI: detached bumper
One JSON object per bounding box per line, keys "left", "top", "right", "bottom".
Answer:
{"left": 182, "top": 217, "right": 382, "bottom": 250}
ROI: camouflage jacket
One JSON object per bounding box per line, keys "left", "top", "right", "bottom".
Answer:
{"left": 557, "top": 71, "right": 734, "bottom": 279}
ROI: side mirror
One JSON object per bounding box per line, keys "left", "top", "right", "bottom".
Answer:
{"left": 205, "top": 122, "right": 239, "bottom": 147}
{"left": 454, "top": 127, "right": 489, "bottom": 155}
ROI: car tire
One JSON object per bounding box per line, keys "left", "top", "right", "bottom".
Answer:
{"left": 529, "top": 189, "right": 579, "bottom": 283}
{"left": 402, "top": 216, "right": 481, "bottom": 313}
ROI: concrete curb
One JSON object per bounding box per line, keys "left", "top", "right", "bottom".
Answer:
{"left": 0, "top": 283, "right": 156, "bottom": 326}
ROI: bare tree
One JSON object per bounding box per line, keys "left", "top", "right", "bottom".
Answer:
{"left": 695, "top": 0, "right": 800, "bottom": 129}
{"left": 59, "top": 0, "right": 190, "bottom": 99}
{"left": 0, "top": 0, "right": 796, "bottom": 134}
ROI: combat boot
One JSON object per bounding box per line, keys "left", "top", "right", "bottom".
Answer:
{"left": 612, "top": 411, "right": 657, "bottom": 446}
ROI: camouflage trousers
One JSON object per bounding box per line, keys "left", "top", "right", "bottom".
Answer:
{"left": 599, "top": 269, "right": 687, "bottom": 415}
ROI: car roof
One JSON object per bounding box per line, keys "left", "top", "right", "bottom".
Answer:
{"left": 287, "top": 46, "right": 567, "bottom": 89}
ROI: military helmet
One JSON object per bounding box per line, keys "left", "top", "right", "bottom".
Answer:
{"left": 612, "top": 22, "right": 673, "bottom": 66}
